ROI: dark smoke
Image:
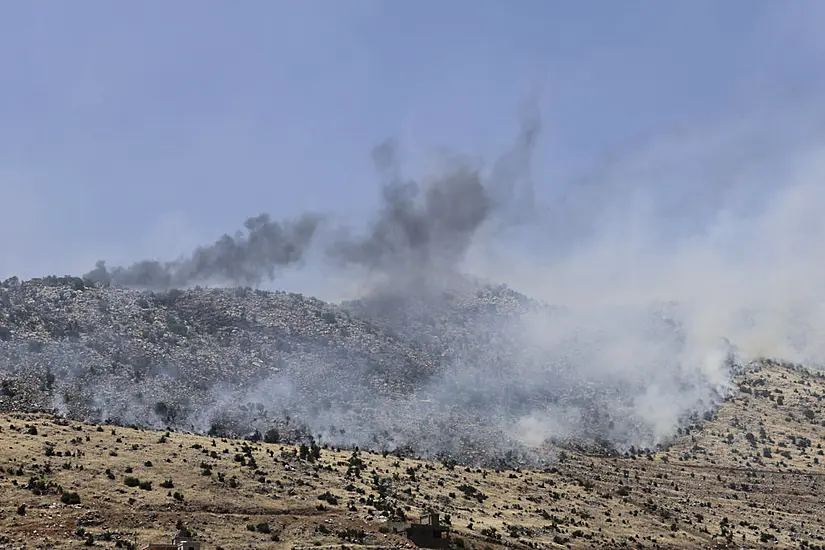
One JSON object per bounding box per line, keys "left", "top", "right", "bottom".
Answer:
{"left": 84, "top": 99, "right": 540, "bottom": 294}
{"left": 84, "top": 213, "right": 322, "bottom": 290}
{"left": 328, "top": 100, "right": 541, "bottom": 289}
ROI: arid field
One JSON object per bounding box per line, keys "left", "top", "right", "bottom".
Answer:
{"left": 1, "top": 361, "right": 824, "bottom": 549}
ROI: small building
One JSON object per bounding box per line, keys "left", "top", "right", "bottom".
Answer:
{"left": 405, "top": 513, "right": 450, "bottom": 549}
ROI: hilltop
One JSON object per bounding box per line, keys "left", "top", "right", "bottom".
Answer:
{"left": 0, "top": 361, "right": 824, "bottom": 549}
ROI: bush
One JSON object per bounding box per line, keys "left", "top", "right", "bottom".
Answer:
{"left": 124, "top": 476, "right": 140, "bottom": 488}
{"left": 61, "top": 491, "right": 81, "bottom": 505}
{"left": 317, "top": 491, "right": 339, "bottom": 505}
{"left": 264, "top": 429, "right": 280, "bottom": 444}
{"left": 175, "top": 520, "right": 192, "bottom": 539}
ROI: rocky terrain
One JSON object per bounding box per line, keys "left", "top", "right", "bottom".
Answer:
{"left": 1, "top": 275, "right": 824, "bottom": 548}
{"left": 0, "top": 361, "right": 824, "bottom": 549}
{"left": 0, "top": 275, "right": 736, "bottom": 467}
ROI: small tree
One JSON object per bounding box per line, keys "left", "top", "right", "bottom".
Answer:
{"left": 264, "top": 429, "right": 280, "bottom": 444}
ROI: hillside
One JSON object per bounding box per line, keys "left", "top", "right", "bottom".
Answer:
{"left": 2, "top": 275, "right": 825, "bottom": 547}
{"left": 0, "top": 361, "right": 824, "bottom": 549}
{"left": 0, "top": 276, "right": 734, "bottom": 467}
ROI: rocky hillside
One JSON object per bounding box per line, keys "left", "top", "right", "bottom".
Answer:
{"left": 0, "top": 274, "right": 738, "bottom": 467}
{"left": 0, "top": 275, "right": 552, "bottom": 464}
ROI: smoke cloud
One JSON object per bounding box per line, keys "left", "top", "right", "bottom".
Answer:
{"left": 84, "top": 212, "right": 323, "bottom": 289}
{"left": 7, "top": 98, "right": 825, "bottom": 466}
{"left": 327, "top": 97, "right": 540, "bottom": 290}
{"left": 84, "top": 97, "right": 540, "bottom": 295}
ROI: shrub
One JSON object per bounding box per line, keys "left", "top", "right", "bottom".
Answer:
{"left": 264, "top": 429, "right": 280, "bottom": 444}
{"left": 317, "top": 491, "right": 339, "bottom": 505}
{"left": 124, "top": 476, "right": 140, "bottom": 488}
{"left": 61, "top": 492, "right": 81, "bottom": 505}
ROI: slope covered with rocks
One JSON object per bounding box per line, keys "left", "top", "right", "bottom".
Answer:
{"left": 0, "top": 274, "right": 739, "bottom": 467}
{"left": 0, "top": 275, "right": 545, "bottom": 463}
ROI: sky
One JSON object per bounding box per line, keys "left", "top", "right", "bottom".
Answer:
{"left": 1, "top": 1, "right": 825, "bottom": 288}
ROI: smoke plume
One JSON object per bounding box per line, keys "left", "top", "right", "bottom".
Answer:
{"left": 6, "top": 99, "right": 825, "bottom": 466}
{"left": 327, "top": 97, "right": 540, "bottom": 290}
{"left": 84, "top": 97, "right": 540, "bottom": 294}
{"left": 84, "top": 213, "right": 322, "bottom": 289}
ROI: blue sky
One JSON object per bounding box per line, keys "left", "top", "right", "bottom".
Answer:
{"left": 1, "top": 1, "right": 824, "bottom": 283}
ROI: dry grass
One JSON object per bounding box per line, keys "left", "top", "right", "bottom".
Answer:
{"left": 2, "top": 362, "right": 825, "bottom": 549}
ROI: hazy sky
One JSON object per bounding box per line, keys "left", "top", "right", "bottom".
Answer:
{"left": 1, "top": 1, "right": 824, "bottom": 284}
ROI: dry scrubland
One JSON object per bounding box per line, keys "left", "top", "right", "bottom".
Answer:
{"left": 1, "top": 362, "right": 825, "bottom": 550}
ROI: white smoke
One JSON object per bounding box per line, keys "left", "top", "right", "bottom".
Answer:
{"left": 449, "top": 103, "right": 825, "bottom": 450}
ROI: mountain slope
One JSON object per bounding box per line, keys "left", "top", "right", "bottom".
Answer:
{"left": 0, "top": 361, "right": 823, "bottom": 549}
{"left": 0, "top": 275, "right": 739, "bottom": 467}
